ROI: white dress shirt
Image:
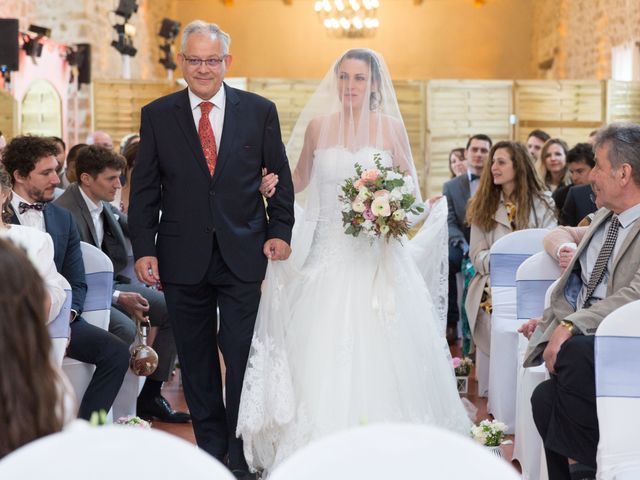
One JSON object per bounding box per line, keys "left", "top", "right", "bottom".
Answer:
{"left": 78, "top": 186, "right": 105, "bottom": 247}
{"left": 188, "top": 86, "right": 226, "bottom": 152}
{"left": 11, "top": 191, "right": 46, "bottom": 232}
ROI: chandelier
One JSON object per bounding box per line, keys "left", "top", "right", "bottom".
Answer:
{"left": 314, "top": 0, "right": 380, "bottom": 38}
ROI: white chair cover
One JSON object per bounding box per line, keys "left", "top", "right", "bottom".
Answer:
{"left": 269, "top": 424, "right": 520, "bottom": 480}
{"left": 512, "top": 252, "right": 561, "bottom": 480}
{"left": 62, "top": 242, "right": 114, "bottom": 411}
{"left": 488, "top": 229, "right": 548, "bottom": 432}
{"left": 48, "top": 289, "right": 72, "bottom": 367}
{"left": 595, "top": 300, "right": 640, "bottom": 480}
{"left": 0, "top": 422, "right": 233, "bottom": 479}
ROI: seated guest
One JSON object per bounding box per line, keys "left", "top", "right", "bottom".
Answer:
{"left": 556, "top": 143, "right": 596, "bottom": 224}
{"left": 465, "top": 141, "right": 556, "bottom": 357}
{"left": 3, "top": 135, "right": 129, "bottom": 420}
{"left": 0, "top": 165, "right": 69, "bottom": 323}
{"left": 87, "top": 131, "right": 114, "bottom": 150}
{"left": 119, "top": 133, "right": 140, "bottom": 155}
{"left": 521, "top": 123, "right": 640, "bottom": 480}
{"left": 526, "top": 129, "right": 551, "bottom": 164}
{"left": 59, "top": 143, "right": 87, "bottom": 189}
{"left": 539, "top": 138, "right": 571, "bottom": 193}
{"left": 0, "top": 238, "right": 73, "bottom": 459}
{"left": 55, "top": 145, "right": 189, "bottom": 423}
{"left": 449, "top": 147, "right": 467, "bottom": 177}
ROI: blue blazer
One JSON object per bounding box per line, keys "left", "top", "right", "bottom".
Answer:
{"left": 129, "top": 85, "right": 295, "bottom": 284}
{"left": 11, "top": 203, "right": 87, "bottom": 314}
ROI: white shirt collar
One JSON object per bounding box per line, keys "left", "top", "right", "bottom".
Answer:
{"left": 188, "top": 85, "right": 226, "bottom": 112}
{"left": 616, "top": 203, "right": 640, "bottom": 229}
{"left": 78, "top": 186, "right": 104, "bottom": 216}
{"left": 11, "top": 191, "right": 43, "bottom": 211}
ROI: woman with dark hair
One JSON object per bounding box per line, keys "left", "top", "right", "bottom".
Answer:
{"left": 0, "top": 237, "right": 71, "bottom": 459}
{"left": 0, "top": 164, "right": 69, "bottom": 324}
{"left": 539, "top": 138, "right": 571, "bottom": 192}
{"left": 449, "top": 147, "right": 467, "bottom": 177}
{"left": 465, "top": 141, "right": 557, "bottom": 357}
{"left": 238, "top": 48, "right": 470, "bottom": 473}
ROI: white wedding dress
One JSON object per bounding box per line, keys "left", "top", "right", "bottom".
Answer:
{"left": 237, "top": 147, "right": 471, "bottom": 472}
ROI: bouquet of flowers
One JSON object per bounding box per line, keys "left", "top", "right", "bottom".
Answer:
{"left": 452, "top": 356, "right": 474, "bottom": 377}
{"left": 115, "top": 415, "right": 152, "bottom": 428}
{"left": 339, "top": 154, "right": 424, "bottom": 243}
{"left": 470, "top": 419, "right": 508, "bottom": 447}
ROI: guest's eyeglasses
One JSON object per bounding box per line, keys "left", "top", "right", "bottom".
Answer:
{"left": 183, "top": 56, "right": 226, "bottom": 67}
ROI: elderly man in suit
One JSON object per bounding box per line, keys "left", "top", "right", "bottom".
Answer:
{"left": 129, "top": 21, "right": 294, "bottom": 479}
{"left": 442, "top": 133, "right": 492, "bottom": 343}
{"left": 520, "top": 123, "right": 640, "bottom": 480}
{"left": 2, "top": 135, "right": 130, "bottom": 420}
{"left": 54, "top": 145, "right": 189, "bottom": 423}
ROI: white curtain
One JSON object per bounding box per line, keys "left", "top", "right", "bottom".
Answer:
{"left": 611, "top": 41, "right": 640, "bottom": 81}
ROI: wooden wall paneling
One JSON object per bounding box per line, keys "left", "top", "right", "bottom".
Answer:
{"left": 0, "top": 90, "right": 18, "bottom": 140}
{"left": 426, "top": 80, "right": 513, "bottom": 195}
{"left": 514, "top": 80, "right": 605, "bottom": 147}
{"left": 606, "top": 80, "right": 640, "bottom": 124}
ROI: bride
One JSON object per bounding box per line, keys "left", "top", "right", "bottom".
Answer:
{"left": 237, "top": 48, "right": 471, "bottom": 473}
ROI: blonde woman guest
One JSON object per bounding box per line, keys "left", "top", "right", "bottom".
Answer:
{"left": 465, "top": 141, "right": 557, "bottom": 356}
{"left": 539, "top": 138, "right": 571, "bottom": 193}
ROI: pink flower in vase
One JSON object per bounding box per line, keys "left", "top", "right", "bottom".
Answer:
{"left": 452, "top": 357, "right": 462, "bottom": 369}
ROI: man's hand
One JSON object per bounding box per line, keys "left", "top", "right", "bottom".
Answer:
{"left": 542, "top": 324, "right": 572, "bottom": 374}
{"left": 135, "top": 256, "right": 160, "bottom": 285}
{"left": 558, "top": 245, "right": 577, "bottom": 271}
{"left": 263, "top": 238, "right": 291, "bottom": 261}
{"left": 260, "top": 168, "right": 279, "bottom": 198}
{"left": 517, "top": 317, "right": 540, "bottom": 339}
{"left": 117, "top": 292, "right": 150, "bottom": 317}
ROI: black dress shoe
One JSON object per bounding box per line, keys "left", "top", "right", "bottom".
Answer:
{"left": 136, "top": 394, "right": 191, "bottom": 423}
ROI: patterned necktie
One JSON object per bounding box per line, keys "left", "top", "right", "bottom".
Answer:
{"left": 18, "top": 201, "right": 45, "bottom": 214}
{"left": 583, "top": 215, "right": 620, "bottom": 307}
{"left": 198, "top": 101, "right": 217, "bottom": 176}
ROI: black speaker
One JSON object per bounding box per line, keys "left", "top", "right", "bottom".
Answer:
{"left": 76, "top": 43, "right": 91, "bottom": 85}
{"left": 0, "top": 19, "right": 19, "bottom": 71}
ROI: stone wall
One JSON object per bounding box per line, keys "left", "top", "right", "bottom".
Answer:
{"left": 531, "top": 0, "right": 640, "bottom": 79}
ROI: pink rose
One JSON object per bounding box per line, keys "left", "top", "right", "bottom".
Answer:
{"left": 374, "top": 189, "right": 390, "bottom": 198}
{"left": 363, "top": 208, "right": 375, "bottom": 221}
{"left": 361, "top": 169, "right": 381, "bottom": 183}
{"left": 452, "top": 357, "right": 461, "bottom": 368}
{"left": 354, "top": 179, "right": 363, "bottom": 190}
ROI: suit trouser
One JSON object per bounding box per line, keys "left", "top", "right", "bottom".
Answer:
{"left": 109, "top": 283, "right": 177, "bottom": 382}
{"left": 162, "top": 237, "right": 261, "bottom": 470}
{"left": 531, "top": 335, "right": 598, "bottom": 480}
{"left": 66, "top": 317, "right": 130, "bottom": 419}
{"left": 447, "top": 244, "right": 464, "bottom": 328}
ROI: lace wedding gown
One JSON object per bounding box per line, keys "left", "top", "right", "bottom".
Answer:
{"left": 237, "top": 147, "right": 471, "bottom": 472}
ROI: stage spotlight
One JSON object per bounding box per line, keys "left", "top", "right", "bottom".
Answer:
{"left": 159, "top": 18, "right": 180, "bottom": 40}
{"left": 159, "top": 43, "right": 176, "bottom": 70}
{"left": 114, "top": 0, "right": 139, "bottom": 20}
{"left": 111, "top": 22, "right": 137, "bottom": 57}
{"left": 27, "top": 24, "right": 51, "bottom": 38}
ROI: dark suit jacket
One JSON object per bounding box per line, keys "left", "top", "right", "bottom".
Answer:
{"left": 11, "top": 203, "right": 87, "bottom": 314}
{"left": 54, "top": 183, "right": 129, "bottom": 275}
{"left": 560, "top": 184, "right": 597, "bottom": 226}
{"left": 442, "top": 174, "right": 471, "bottom": 249}
{"left": 129, "top": 85, "right": 295, "bottom": 284}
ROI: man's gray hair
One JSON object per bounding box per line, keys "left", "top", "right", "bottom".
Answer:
{"left": 594, "top": 122, "right": 640, "bottom": 186}
{"left": 181, "top": 20, "right": 230, "bottom": 55}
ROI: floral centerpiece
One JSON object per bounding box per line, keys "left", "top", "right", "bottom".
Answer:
{"left": 471, "top": 419, "right": 508, "bottom": 456}
{"left": 339, "top": 154, "right": 424, "bottom": 243}
{"left": 452, "top": 356, "right": 474, "bottom": 376}
{"left": 115, "top": 415, "right": 152, "bottom": 428}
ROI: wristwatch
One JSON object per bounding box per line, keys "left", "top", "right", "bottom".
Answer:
{"left": 559, "top": 320, "right": 576, "bottom": 335}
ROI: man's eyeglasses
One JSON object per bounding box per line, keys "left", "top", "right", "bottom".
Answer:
{"left": 183, "top": 56, "right": 226, "bottom": 67}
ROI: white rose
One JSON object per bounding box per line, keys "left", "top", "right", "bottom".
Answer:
{"left": 389, "top": 188, "right": 403, "bottom": 201}
{"left": 400, "top": 176, "right": 415, "bottom": 194}
{"left": 392, "top": 209, "right": 406, "bottom": 221}
{"left": 385, "top": 170, "right": 402, "bottom": 181}
{"left": 352, "top": 200, "right": 366, "bottom": 213}
{"left": 371, "top": 197, "right": 391, "bottom": 217}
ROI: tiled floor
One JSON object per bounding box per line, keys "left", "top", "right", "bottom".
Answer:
{"left": 154, "top": 341, "right": 520, "bottom": 474}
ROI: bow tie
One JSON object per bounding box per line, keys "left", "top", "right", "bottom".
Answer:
{"left": 470, "top": 174, "right": 480, "bottom": 181}
{"left": 18, "top": 201, "right": 45, "bottom": 215}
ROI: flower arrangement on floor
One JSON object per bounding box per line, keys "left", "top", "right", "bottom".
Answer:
{"left": 452, "top": 356, "right": 474, "bottom": 376}
{"left": 115, "top": 415, "right": 152, "bottom": 428}
{"left": 339, "top": 154, "right": 424, "bottom": 243}
{"left": 471, "top": 419, "right": 508, "bottom": 447}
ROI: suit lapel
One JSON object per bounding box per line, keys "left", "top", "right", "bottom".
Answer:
{"left": 212, "top": 84, "right": 239, "bottom": 186}
{"left": 102, "top": 203, "right": 126, "bottom": 247}
{"left": 173, "top": 88, "right": 211, "bottom": 179}
{"left": 460, "top": 175, "right": 471, "bottom": 202}
{"left": 611, "top": 213, "right": 640, "bottom": 274}
{"left": 71, "top": 185, "right": 100, "bottom": 246}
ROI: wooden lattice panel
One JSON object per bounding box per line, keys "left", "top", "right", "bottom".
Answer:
{"left": 426, "top": 80, "right": 513, "bottom": 195}
{"left": 92, "top": 79, "right": 180, "bottom": 145}
{"left": 0, "top": 90, "right": 17, "bottom": 140}
{"left": 606, "top": 80, "right": 640, "bottom": 124}
{"left": 515, "top": 80, "right": 605, "bottom": 147}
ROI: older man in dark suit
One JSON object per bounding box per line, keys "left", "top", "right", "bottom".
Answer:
{"left": 129, "top": 21, "right": 294, "bottom": 478}
{"left": 442, "top": 134, "right": 492, "bottom": 343}
{"left": 54, "top": 145, "right": 189, "bottom": 423}
{"left": 2, "top": 135, "right": 129, "bottom": 420}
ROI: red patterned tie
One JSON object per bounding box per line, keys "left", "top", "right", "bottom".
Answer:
{"left": 198, "top": 101, "right": 217, "bottom": 176}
